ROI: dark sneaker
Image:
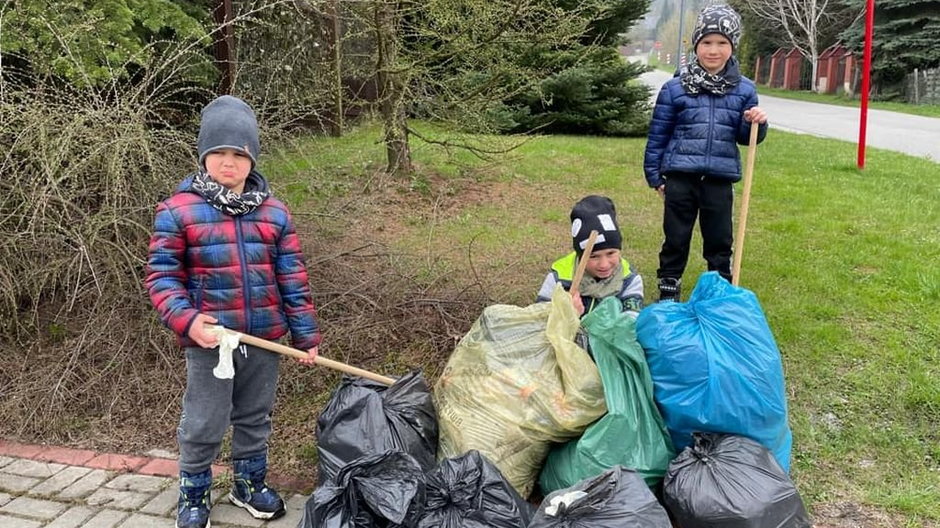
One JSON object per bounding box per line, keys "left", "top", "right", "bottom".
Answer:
{"left": 176, "top": 470, "right": 212, "bottom": 528}
{"left": 658, "top": 277, "right": 682, "bottom": 303}
{"left": 229, "top": 456, "right": 286, "bottom": 520}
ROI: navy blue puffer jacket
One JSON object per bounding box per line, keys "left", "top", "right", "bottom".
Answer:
{"left": 643, "top": 76, "right": 767, "bottom": 188}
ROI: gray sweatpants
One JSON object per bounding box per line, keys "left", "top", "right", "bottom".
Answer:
{"left": 178, "top": 344, "right": 281, "bottom": 474}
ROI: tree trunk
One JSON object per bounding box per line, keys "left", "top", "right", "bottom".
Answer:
{"left": 374, "top": 0, "right": 412, "bottom": 176}
{"left": 324, "top": 0, "right": 344, "bottom": 136}
{"left": 810, "top": 52, "right": 819, "bottom": 92}
{"left": 213, "top": 0, "right": 236, "bottom": 94}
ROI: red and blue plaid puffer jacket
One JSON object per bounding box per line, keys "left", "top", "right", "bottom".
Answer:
{"left": 145, "top": 173, "right": 320, "bottom": 350}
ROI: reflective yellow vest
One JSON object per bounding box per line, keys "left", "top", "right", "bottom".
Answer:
{"left": 549, "top": 252, "right": 639, "bottom": 314}
{"left": 550, "top": 252, "right": 632, "bottom": 283}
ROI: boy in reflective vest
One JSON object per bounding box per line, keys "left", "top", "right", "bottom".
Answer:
{"left": 536, "top": 195, "right": 644, "bottom": 316}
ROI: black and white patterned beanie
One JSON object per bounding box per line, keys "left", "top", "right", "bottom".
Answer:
{"left": 197, "top": 95, "right": 260, "bottom": 169}
{"left": 691, "top": 4, "right": 742, "bottom": 50}
{"left": 570, "top": 195, "right": 622, "bottom": 255}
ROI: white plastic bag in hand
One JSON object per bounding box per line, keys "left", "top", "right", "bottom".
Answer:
{"left": 207, "top": 325, "right": 240, "bottom": 379}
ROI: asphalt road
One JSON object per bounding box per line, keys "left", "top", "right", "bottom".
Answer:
{"left": 638, "top": 67, "right": 940, "bottom": 163}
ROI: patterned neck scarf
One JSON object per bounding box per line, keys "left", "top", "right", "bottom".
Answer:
{"left": 191, "top": 170, "right": 269, "bottom": 216}
{"left": 680, "top": 55, "right": 742, "bottom": 96}
{"left": 577, "top": 259, "right": 624, "bottom": 300}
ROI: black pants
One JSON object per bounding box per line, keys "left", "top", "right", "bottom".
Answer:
{"left": 657, "top": 172, "right": 734, "bottom": 282}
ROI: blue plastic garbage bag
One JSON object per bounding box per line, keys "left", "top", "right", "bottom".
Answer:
{"left": 636, "top": 272, "right": 792, "bottom": 472}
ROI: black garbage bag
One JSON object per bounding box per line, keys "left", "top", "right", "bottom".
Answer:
{"left": 299, "top": 451, "right": 426, "bottom": 528}
{"left": 663, "top": 433, "right": 812, "bottom": 528}
{"left": 317, "top": 370, "right": 438, "bottom": 484}
{"left": 528, "top": 466, "right": 672, "bottom": 528}
{"left": 418, "top": 450, "right": 534, "bottom": 528}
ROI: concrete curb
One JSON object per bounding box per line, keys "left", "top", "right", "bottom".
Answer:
{"left": 0, "top": 441, "right": 315, "bottom": 492}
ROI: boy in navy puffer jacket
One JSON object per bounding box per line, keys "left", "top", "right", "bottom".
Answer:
{"left": 145, "top": 95, "right": 321, "bottom": 528}
{"left": 644, "top": 4, "right": 768, "bottom": 302}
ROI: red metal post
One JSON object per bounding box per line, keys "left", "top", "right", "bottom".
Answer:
{"left": 857, "top": 0, "right": 875, "bottom": 169}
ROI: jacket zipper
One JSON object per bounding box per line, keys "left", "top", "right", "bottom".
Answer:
{"left": 235, "top": 216, "right": 252, "bottom": 335}
{"left": 706, "top": 95, "right": 715, "bottom": 169}
{"left": 195, "top": 275, "right": 205, "bottom": 311}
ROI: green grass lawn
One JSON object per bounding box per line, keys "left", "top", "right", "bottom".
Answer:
{"left": 263, "top": 122, "right": 940, "bottom": 523}
{"left": 758, "top": 85, "right": 940, "bottom": 119}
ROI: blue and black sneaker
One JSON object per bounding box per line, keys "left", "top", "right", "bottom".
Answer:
{"left": 228, "top": 455, "right": 286, "bottom": 520}
{"left": 176, "top": 469, "right": 212, "bottom": 528}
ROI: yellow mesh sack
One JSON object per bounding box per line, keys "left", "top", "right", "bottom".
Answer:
{"left": 434, "top": 285, "right": 606, "bottom": 497}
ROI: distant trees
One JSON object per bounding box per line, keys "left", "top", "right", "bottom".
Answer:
{"left": 840, "top": 0, "right": 940, "bottom": 94}
{"left": 0, "top": 0, "right": 210, "bottom": 85}
{"left": 736, "top": 0, "right": 859, "bottom": 91}
{"left": 654, "top": 0, "right": 705, "bottom": 68}
{"left": 1, "top": 0, "right": 654, "bottom": 176}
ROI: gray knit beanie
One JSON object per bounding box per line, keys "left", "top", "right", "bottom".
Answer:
{"left": 691, "top": 4, "right": 742, "bottom": 50}
{"left": 197, "top": 95, "right": 260, "bottom": 169}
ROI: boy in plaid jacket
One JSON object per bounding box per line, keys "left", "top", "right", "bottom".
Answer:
{"left": 146, "top": 95, "right": 320, "bottom": 528}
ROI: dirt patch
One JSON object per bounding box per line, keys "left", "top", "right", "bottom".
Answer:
{"left": 812, "top": 501, "right": 938, "bottom": 528}
{"left": 335, "top": 166, "right": 512, "bottom": 241}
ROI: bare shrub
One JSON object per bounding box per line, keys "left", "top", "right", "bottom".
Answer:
{"left": 0, "top": 42, "right": 211, "bottom": 442}
{"left": 0, "top": 9, "right": 489, "bottom": 456}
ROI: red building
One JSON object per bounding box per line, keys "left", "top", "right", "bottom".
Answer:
{"left": 816, "top": 43, "right": 851, "bottom": 94}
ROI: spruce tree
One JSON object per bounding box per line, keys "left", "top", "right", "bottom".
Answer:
{"left": 1, "top": 0, "right": 209, "bottom": 86}
{"left": 500, "top": 0, "right": 654, "bottom": 136}
{"left": 841, "top": 0, "right": 940, "bottom": 93}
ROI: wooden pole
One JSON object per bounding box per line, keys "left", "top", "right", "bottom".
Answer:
{"left": 570, "top": 230, "right": 598, "bottom": 294}
{"left": 208, "top": 325, "right": 396, "bottom": 385}
{"left": 732, "top": 123, "right": 760, "bottom": 286}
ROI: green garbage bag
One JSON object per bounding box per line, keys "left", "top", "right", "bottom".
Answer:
{"left": 435, "top": 285, "right": 607, "bottom": 498}
{"left": 539, "top": 296, "right": 675, "bottom": 493}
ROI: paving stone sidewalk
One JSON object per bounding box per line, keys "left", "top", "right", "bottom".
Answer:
{"left": 0, "top": 441, "right": 310, "bottom": 528}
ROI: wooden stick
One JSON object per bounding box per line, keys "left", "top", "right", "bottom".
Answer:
{"left": 570, "top": 230, "right": 599, "bottom": 294}
{"left": 732, "top": 122, "right": 761, "bottom": 286}
{"left": 209, "top": 326, "right": 396, "bottom": 385}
